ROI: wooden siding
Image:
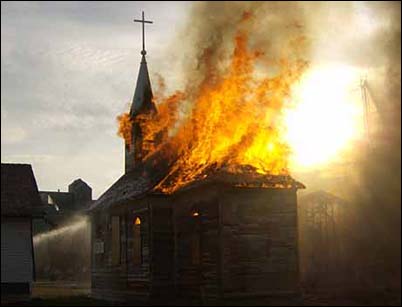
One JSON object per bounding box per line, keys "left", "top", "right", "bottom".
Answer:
{"left": 90, "top": 184, "right": 300, "bottom": 302}
{"left": 173, "top": 186, "right": 221, "bottom": 299}
{"left": 149, "top": 199, "right": 174, "bottom": 297}
{"left": 172, "top": 185, "right": 300, "bottom": 300}
{"left": 91, "top": 199, "right": 152, "bottom": 300}
{"left": 1, "top": 218, "right": 34, "bottom": 284}
{"left": 127, "top": 201, "right": 151, "bottom": 295}
{"left": 221, "top": 188, "right": 299, "bottom": 297}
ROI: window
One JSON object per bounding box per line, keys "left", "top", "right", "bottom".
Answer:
{"left": 133, "top": 217, "right": 142, "bottom": 265}
{"left": 133, "top": 123, "right": 143, "bottom": 161}
{"left": 111, "top": 216, "right": 120, "bottom": 265}
{"left": 94, "top": 215, "right": 107, "bottom": 266}
{"left": 191, "top": 211, "right": 201, "bottom": 265}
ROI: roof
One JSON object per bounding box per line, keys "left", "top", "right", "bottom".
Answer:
{"left": 88, "top": 147, "right": 305, "bottom": 213}
{"left": 175, "top": 169, "right": 305, "bottom": 192}
{"left": 130, "top": 54, "right": 156, "bottom": 117}
{"left": 68, "top": 178, "right": 91, "bottom": 191}
{"left": 1, "top": 163, "right": 43, "bottom": 216}
{"left": 87, "top": 144, "right": 175, "bottom": 212}
{"left": 39, "top": 191, "right": 75, "bottom": 212}
{"left": 87, "top": 168, "right": 154, "bottom": 212}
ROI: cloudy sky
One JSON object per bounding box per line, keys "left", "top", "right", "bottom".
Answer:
{"left": 1, "top": 1, "right": 192, "bottom": 197}
{"left": 2, "top": 1, "right": 400, "bottom": 199}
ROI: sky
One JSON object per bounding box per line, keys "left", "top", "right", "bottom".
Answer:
{"left": 1, "top": 1, "right": 192, "bottom": 198}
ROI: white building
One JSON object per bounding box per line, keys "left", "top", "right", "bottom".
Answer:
{"left": 1, "top": 163, "right": 42, "bottom": 301}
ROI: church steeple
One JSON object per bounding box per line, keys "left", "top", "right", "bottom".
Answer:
{"left": 130, "top": 54, "right": 156, "bottom": 117}
{"left": 125, "top": 11, "right": 157, "bottom": 173}
{"left": 130, "top": 11, "right": 156, "bottom": 117}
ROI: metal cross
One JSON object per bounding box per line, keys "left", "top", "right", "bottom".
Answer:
{"left": 134, "top": 11, "right": 153, "bottom": 55}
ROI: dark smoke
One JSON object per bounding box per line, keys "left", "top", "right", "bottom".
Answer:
{"left": 350, "top": 2, "right": 401, "bottom": 289}
{"left": 174, "top": 1, "right": 309, "bottom": 98}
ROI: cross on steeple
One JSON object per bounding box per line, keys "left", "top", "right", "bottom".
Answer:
{"left": 134, "top": 11, "right": 153, "bottom": 56}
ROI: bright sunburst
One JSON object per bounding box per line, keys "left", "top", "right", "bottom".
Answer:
{"left": 285, "top": 64, "right": 364, "bottom": 170}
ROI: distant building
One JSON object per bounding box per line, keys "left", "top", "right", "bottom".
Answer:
{"left": 1, "top": 163, "right": 42, "bottom": 301}
{"left": 33, "top": 179, "right": 93, "bottom": 282}
{"left": 40, "top": 178, "right": 93, "bottom": 217}
{"left": 36, "top": 178, "right": 93, "bottom": 231}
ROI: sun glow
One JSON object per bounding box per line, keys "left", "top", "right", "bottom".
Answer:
{"left": 285, "top": 65, "right": 364, "bottom": 169}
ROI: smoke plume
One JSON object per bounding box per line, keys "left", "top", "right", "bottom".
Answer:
{"left": 166, "top": 1, "right": 401, "bottom": 287}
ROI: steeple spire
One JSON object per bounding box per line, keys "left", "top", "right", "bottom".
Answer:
{"left": 130, "top": 11, "right": 156, "bottom": 117}
{"left": 125, "top": 12, "right": 157, "bottom": 173}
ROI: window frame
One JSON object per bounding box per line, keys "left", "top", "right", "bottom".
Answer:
{"left": 111, "top": 215, "right": 121, "bottom": 266}
{"left": 191, "top": 209, "right": 201, "bottom": 266}
{"left": 133, "top": 216, "right": 142, "bottom": 265}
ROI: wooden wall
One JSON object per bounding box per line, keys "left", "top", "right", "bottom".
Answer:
{"left": 90, "top": 185, "right": 300, "bottom": 302}
{"left": 90, "top": 197, "right": 174, "bottom": 301}
{"left": 173, "top": 186, "right": 222, "bottom": 300}
{"left": 172, "top": 184, "right": 300, "bottom": 301}
{"left": 149, "top": 198, "right": 174, "bottom": 298}
{"left": 91, "top": 199, "right": 151, "bottom": 301}
{"left": 1, "top": 217, "right": 34, "bottom": 284}
{"left": 220, "top": 188, "right": 300, "bottom": 298}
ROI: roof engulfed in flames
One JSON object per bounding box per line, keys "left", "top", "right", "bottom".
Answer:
{"left": 118, "top": 11, "right": 308, "bottom": 194}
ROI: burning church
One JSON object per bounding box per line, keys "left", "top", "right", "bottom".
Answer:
{"left": 89, "top": 12, "right": 305, "bottom": 303}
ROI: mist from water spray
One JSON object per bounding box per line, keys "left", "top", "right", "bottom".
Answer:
{"left": 33, "top": 216, "right": 89, "bottom": 246}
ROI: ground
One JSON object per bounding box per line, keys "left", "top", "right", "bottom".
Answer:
{"left": 2, "top": 282, "right": 401, "bottom": 306}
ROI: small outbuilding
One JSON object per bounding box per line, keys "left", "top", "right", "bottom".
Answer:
{"left": 1, "top": 163, "right": 42, "bottom": 301}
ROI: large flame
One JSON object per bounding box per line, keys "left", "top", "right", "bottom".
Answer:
{"left": 117, "top": 112, "right": 132, "bottom": 147}
{"left": 118, "top": 12, "right": 309, "bottom": 193}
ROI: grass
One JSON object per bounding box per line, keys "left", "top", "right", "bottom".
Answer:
{"left": 2, "top": 283, "right": 400, "bottom": 306}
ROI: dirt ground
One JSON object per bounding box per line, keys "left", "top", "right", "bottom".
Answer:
{"left": 2, "top": 282, "right": 401, "bottom": 306}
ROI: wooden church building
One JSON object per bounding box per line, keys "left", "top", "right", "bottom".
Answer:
{"left": 88, "top": 13, "right": 304, "bottom": 304}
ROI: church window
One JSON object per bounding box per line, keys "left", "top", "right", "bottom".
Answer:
{"left": 133, "top": 217, "right": 142, "bottom": 265}
{"left": 191, "top": 211, "right": 201, "bottom": 265}
{"left": 135, "top": 217, "right": 141, "bottom": 225}
{"left": 111, "top": 216, "right": 121, "bottom": 266}
{"left": 133, "top": 123, "right": 143, "bottom": 161}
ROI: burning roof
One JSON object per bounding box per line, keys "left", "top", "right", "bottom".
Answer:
{"left": 88, "top": 144, "right": 304, "bottom": 212}
{"left": 100, "top": 10, "right": 308, "bottom": 212}
{"left": 117, "top": 14, "right": 307, "bottom": 192}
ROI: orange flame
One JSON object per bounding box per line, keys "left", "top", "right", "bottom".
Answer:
{"left": 117, "top": 112, "right": 133, "bottom": 148}
{"left": 118, "top": 12, "right": 308, "bottom": 193}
